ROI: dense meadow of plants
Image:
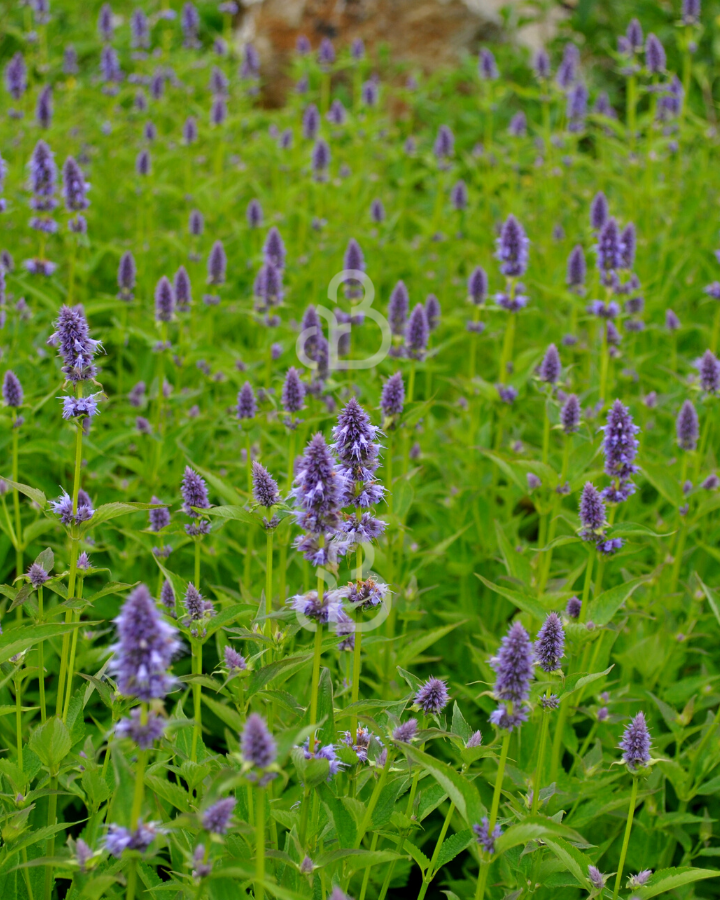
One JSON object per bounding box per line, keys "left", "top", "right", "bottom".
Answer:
{"left": 1, "top": 0, "right": 720, "bottom": 898}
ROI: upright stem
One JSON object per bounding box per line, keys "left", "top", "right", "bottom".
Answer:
{"left": 12, "top": 423, "right": 22, "bottom": 593}
{"left": 309, "top": 574, "right": 324, "bottom": 751}
{"left": 417, "top": 800, "right": 455, "bottom": 900}
{"left": 192, "top": 640, "right": 203, "bottom": 762}
{"left": 407, "top": 361, "right": 416, "bottom": 405}
{"left": 354, "top": 751, "right": 392, "bottom": 849}
{"left": 14, "top": 674, "right": 23, "bottom": 770}
{"left": 476, "top": 729, "right": 511, "bottom": 900}
{"left": 531, "top": 699, "right": 550, "bottom": 815}
{"left": 612, "top": 777, "right": 639, "bottom": 900}
{"left": 627, "top": 74, "right": 637, "bottom": 150}
{"left": 255, "top": 786, "right": 266, "bottom": 900}
{"left": 38, "top": 587, "right": 46, "bottom": 722}
{"left": 56, "top": 393, "right": 84, "bottom": 717}
{"left": 265, "top": 528, "right": 273, "bottom": 638}
{"left": 194, "top": 538, "right": 201, "bottom": 588}
{"left": 62, "top": 573, "right": 85, "bottom": 722}
{"left": 127, "top": 708, "right": 148, "bottom": 900}
{"left": 599, "top": 322, "right": 609, "bottom": 406}
{"left": 43, "top": 777, "right": 58, "bottom": 900}
{"left": 499, "top": 313, "right": 516, "bottom": 384}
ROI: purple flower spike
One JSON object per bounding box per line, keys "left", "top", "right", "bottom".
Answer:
{"left": 237, "top": 382, "right": 257, "bottom": 420}
{"left": 118, "top": 252, "right": 136, "bottom": 301}
{"left": 619, "top": 711, "right": 651, "bottom": 770}
{"left": 682, "top": 0, "right": 701, "bottom": 24}
{"left": 392, "top": 719, "right": 418, "bottom": 743}
{"left": 474, "top": 817, "right": 502, "bottom": 855}
{"left": 539, "top": 344, "right": 561, "bottom": 384}
{"left": 263, "top": 227, "right": 286, "bottom": 269}
{"left": 561, "top": 394, "right": 581, "bottom": 433}
{"left": 381, "top": 372, "right": 405, "bottom": 420}
{"left": 405, "top": 304, "right": 429, "bottom": 359}
{"left": 207, "top": 240, "right": 226, "bottom": 286}
{"left": 535, "top": 613, "right": 565, "bottom": 672}
{"left": 28, "top": 562, "right": 49, "bottom": 588}
{"left": 370, "top": 198, "right": 385, "bottom": 223}
{"left": 3, "top": 371, "right": 23, "bottom": 408}
{"left": 389, "top": 281, "right": 409, "bottom": 337}
{"left": 189, "top": 209, "right": 204, "bottom": 237}
{"left": 174, "top": 266, "right": 192, "bottom": 311}
{"left": 588, "top": 866, "right": 606, "bottom": 891}
{"left": 600, "top": 400, "right": 640, "bottom": 500}
{"left": 252, "top": 462, "right": 280, "bottom": 508}
{"left": 5, "top": 53, "right": 27, "bottom": 101}
{"left": 496, "top": 214, "right": 529, "bottom": 278}
{"left": 566, "top": 596, "right": 582, "bottom": 619}
{"left": 590, "top": 192, "right": 608, "bottom": 231}
{"left": 48, "top": 305, "right": 101, "bottom": 383}
{"left": 241, "top": 713, "right": 277, "bottom": 769}
{"left": 202, "top": 798, "right": 236, "bottom": 834}
{"left": 136, "top": 150, "right": 151, "bottom": 177}
{"left": 468, "top": 267, "right": 488, "bottom": 305}
{"left": 426, "top": 294, "right": 441, "bottom": 331}
{"left": 698, "top": 350, "right": 720, "bottom": 393}
{"left": 247, "top": 199, "right": 263, "bottom": 229}
{"left": 290, "top": 433, "right": 345, "bottom": 565}
{"left": 116, "top": 708, "right": 166, "bottom": 749}
{"left": 149, "top": 497, "right": 170, "bottom": 532}
{"left": 415, "top": 677, "right": 449, "bottom": 715}
{"left": 645, "top": 34, "right": 666, "bottom": 73}
{"left": 160, "top": 579, "right": 175, "bottom": 612}
{"left": 579, "top": 482, "right": 606, "bottom": 537}
{"left": 36, "top": 85, "right": 53, "bottom": 129}
{"left": 282, "top": 367, "right": 305, "bottom": 415}
{"left": 110, "top": 584, "right": 180, "bottom": 701}
{"left": 489, "top": 622, "right": 534, "bottom": 731}
{"left": 567, "top": 245, "right": 586, "bottom": 289}
{"left": 434, "top": 125, "right": 454, "bottom": 161}
{"left": 556, "top": 42, "right": 579, "bottom": 89}
{"left": 181, "top": 466, "right": 209, "bottom": 517}
{"left": 533, "top": 49, "right": 551, "bottom": 80}
{"left": 317, "top": 37, "right": 335, "bottom": 68}
{"left": 478, "top": 48, "right": 499, "bottom": 80}
{"left": 154, "top": 275, "right": 175, "bottom": 323}
{"left": 677, "top": 400, "right": 699, "bottom": 451}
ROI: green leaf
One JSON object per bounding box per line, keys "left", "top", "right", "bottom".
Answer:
{"left": 398, "top": 744, "right": 485, "bottom": 827}
{"left": 587, "top": 577, "right": 647, "bottom": 626}
{"left": 318, "top": 782, "right": 357, "bottom": 848}
{"left": 434, "top": 829, "right": 475, "bottom": 869}
{"left": 451, "top": 702, "right": 472, "bottom": 743}
{"left": 494, "top": 817, "right": 583, "bottom": 855}
{"left": 494, "top": 520, "right": 533, "bottom": 586}
{"left": 642, "top": 462, "right": 684, "bottom": 508}
{"left": 543, "top": 836, "right": 590, "bottom": 885}
{"left": 698, "top": 577, "right": 720, "bottom": 628}
{"left": 247, "top": 655, "right": 312, "bottom": 699}
{"left": 396, "top": 622, "right": 464, "bottom": 668}
{"left": 202, "top": 505, "right": 256, "bottom": 526}
{"left": 315, "top": 848, "right": 401, "bottom": 874}
{"left": 145, "top": 774, "right": 192, "bottom": 812}
{"left": 204, "top": 602, "right": 256, "bottom": 637}
{"left": 317, "top": 667, "right": 335, "bottom": 746}
{"left": 557, "top": 667, "right": 614, "bottom": 701}
{"left": 29, "top": 717, "right": 72, "bottom": 772}
{"left": 475, "top": 575, "right": 547, "bottom": 621}
{"left": 632, "top": 867, "right": 720, "bottom": 898}
{"left": 393, "top": 480, "right": 415, "bottom": 520}
{"left": 202, "top": 694, "right": 245, "bottom": 732}
{"left": 1, "top": 478, "right": 47, "bottom": 509}
{"left": 79, "top": 501, "right": 161, "bottom": 533}
{"left": 0, "top": 621, "right": 89, "bottom": 666}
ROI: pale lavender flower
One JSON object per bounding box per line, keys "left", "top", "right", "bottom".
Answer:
{"left": 415, "top": 677, "right": 449, "bottom": 714}
{"left": 600, "top": 400, "right": 640, "bottom": 501}
{"left": 290, "top": 433, "right": 345, "bottom": 565}
{"left": 392, "top": 719, "right": 417, "bottom": 743}
{"left": 202, "top": 798, "right": 236, "bottom": 834}
{"left": 3, "top": 371, "right": 23, "bottom": 408}
{"left": 389, "top": 281, "right": 409, "bottom": 336}
{"left": 149, "top": 497, "right": 170, "bottom": 532}
{"left": 496, "top": 215, "right": 529, "bottom": 278}
{"left": 237, "top": 382, "right": 257, "bottom": 419}
{"left": 252, "top": 462, "right": 279, "bottom": 508}
{"left": 116, "top": 708, "right": 166, "bottom": 749}
{"left": 588, "top": 865, "right": 606, "bottom": 891}
{"left": 181, "top": 466, "right": 209, "bottom": 516}
{"left": 474, "top": 817, "right": 502, "bottom": 854}
{"left": 241, "top": 713, "right": 277, "bottom": 769}
{"left": 224, "top": 645, "right": 246, "bottom": 673}
{"left": 645, "top": 34, "right": 666, "bottom": 73}
{"left": 535, "top": 613, "right": 565, "bottom": 672}
{"left": 539, "top": 344, "right": 561, "bottom": 384}
{"left": 619, "top": 711, "right": 651, "bottom": 770}
{"left": 27, "top": 562, "right": 49, "bottom": 588}
{"left": 677, "top": 400, "right": 699, "bottom": 451}
{"left": 489, "top": 622, "right": 534, "bottom": 730}
{"left": 48, "top": 305, "right": 101, "bottom": 382}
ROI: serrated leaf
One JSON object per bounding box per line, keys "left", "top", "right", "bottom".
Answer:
{"left": 29, "top": 717, "right": 72, "bottom": 772}
{"left": 79, "top": 501, "right": 161, "bottom": 533}
{"left": 632, "top": 866, "right": 719, "bottom": 898}
{"left": 398, "top": 743, "right": 485, "bottom": 827}
{"left": 494, "top": 817, "right": 583, "bottom": 854}
{"left": 1, "top": 478, "right": 47, "bottom": 509}
{"left": 435, "top": 829, "right": 475, "bottom": 869}
{"left": 586, "top": 577, "right": 647, "bottom": 626}
{"left": 543, "top": 836, "right": 589, "bottom": 885}
{"left": 475, "top": 575, "right": 547, "bottom": 621}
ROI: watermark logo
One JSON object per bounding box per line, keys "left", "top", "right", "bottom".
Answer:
{"left": 295, "top": 269, "right": 391, "bottom": 372}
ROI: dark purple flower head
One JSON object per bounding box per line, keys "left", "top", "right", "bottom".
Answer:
{"left": 620, "top": 222, "right": 636, "bottom": 270}
{"left": 160, "top": 579, "right": 175, "bottom": 612}
{"left": 241, "top": 713, "right": 277, "bottom": 769}
{"left": 392, "top": 719, "right": 418, "bottom": 743}
{"left": 302, "top": 103, "right": 320, "bottom": 140}
{"left": 344, "top": 238, "right": 364, "bottom": 273}
{"left": 415, "top": 677, "right": 449, "bottom": 715}
{"left": 246, "top": 198, "right": 263, "bottom": 229}
{"left": 296, "top": 34, "right": 311, "bottom": 55}
{"left": 496, "top": 214, "right": 529, "bottom": 278}
{"left": 389, "top": 281, "right": 409, "bottom": 336}
{"left": 118, "top": 251, "right": 136, "bottom": 300}
{"left": 489, "top": 622, "right": 534, "bottom": 730}
{"left": 370, "top": 198, "right": 385, "bottom": 223}
{"left": 474, "top": 817, "right": 502, "bottom": 855}
{"left": 291, "top": 433, "right": 345, "bottom": 556}
{"left": 317, "top": 37, "right": 335, "bottom": 68}
{"left": 566, "top": 82, "right": 588, "bottom": 131}
{"left": 645, "top": 34, "right": 666, "bottom": 73}
{"left": 5, "top": 53, "right": 27, "bottom": 101}
{"left": 181, "top": 2, "right": 200, "bottom": 47}
{"left": 588, "top": 866, "right": 606, "bottom": 891}
{"left": 252, "top": 462, "right": 280, "bottom": 508}
{"left": 626, "top": 18, "right": 643, "bottom": 51}
{"left": 508, "top": 111, "right": 526, "bottom": 138}
{"left": 48, "top": 305, "right": 101, "bottom": 382}
{"left": 567, "top": 245, "right": 586, "bottom": 289}
{"left": 425, "top": 294, "right": 441, "bottom": 331}
{"left": 28, "top": 140, "right": 58, "bottom": 210}
{"left": 27, "top": 562, "right": 49, "bottom": 588}
{"left": 202, "top": 798, "right": 236, "bottom": 834}
{"left": 100, "top": 45, "right": 122, "bottom": 84}
{"left": 698, "top": 350, "right": 720, "bottom": 393}
{"left": 181, "top": 466, "right": 209, "bottom": 517}
{"left": 533, "top": 49, "right": 551, "bottom": 80}
{"left": 561, "top": 394, "right": 581, "bottom": 433}
{"left": 535, "top": 613, "right": 565, "bottom": 672}
{"left": 351, "top": 37, "right": 365, "bottom": 60}
{"left": 36, "top": 85, "right": 53, "bottom": 129}
{"left": 468, "top": 267, "right": 488, "bottom": 305}
{"left": 579, "top": 482, "right": 606, "bottom": 537}
{"left": 98, "top": 3, "right": 115, "bottom": 42}
{"left": 566, "top": 596, "right": 582, "bottom": 619}
{"left": 539, "top": 344, "right": 561, "bottom": 384}
{"left": 596, "top": 217, "right": 623, "bottom": 276}
{"left": 237, "top": 382, "right": 257, "bottom": 420}
{"left": 702, "top": 474, "right": 719, "bottom": 491}
{"left": 478, "top": 48, "right": 499, "bottom": 80}
{"left": 405, "top": 304, "right": 429, "bottom": 359}
{"left": 209, "top": 66, "right": 228, "bottom": 98}
{"left": 677, "top": 400, "right": 699, "bottom": 451}
{"left": 149, "top": 496, "right": 170, "bottom": 532}
{"left": 263, "top": 227, "right": 286, "bottom": 269}
{"left": 434, "top": 124, "right": 454, "bottom": 161}
{"left": 207, "top": 240, "right": 226, "bottom": 286}
{"left": 361, "top": 81, "right": 378, "bottom": 108}
{"left": 682, "top": 0, "right": 701, "bottom": 24}
{"left": 173, "top": 266, "right": 191, "bottom": 311}
{"left": 110, "top": 584, "right": 180, "bottom": 701}
{"left": 594, "top": 91, "right": 616, "bottom": 118}
{"left": 183, "top": 116, "right": 197, "bottom": 144}
{"left": 116, "top": 708, "right": 166, "bottom": 749}
{"left": 184, "top": 583, "right": 214, "bottom": 633}
{"left": 3, "top": 371, "right": 23, "bottom": 408}
{"left": 556, "top": 42, "right": 579, "bottom": 89}
{"left": 601, "top": 400, "right": 639, "bottom": 486}
{"left": 240, "top": 43, "right": 260, "bottom": 80}
{"left": 590, "top": 192, "right": 608, "bottom": 230}
{"left": 281, "top": 367, "right": 304, "bottom": 414}
{"left": 311, "top": 139, "right": 330, "bottom": 178}
{"left": 381, "top": 372, "right": 405, "bottom": 420}
{"left": 619, "top": 711, "right": 651, "bottom": 770}
{"left": 189, "top": 209, "right": 203, "bottom": 237}
{"left": 131, "top": 8, "right": 150, "bottom": 50}
{"left": 154, "top": 275, "right": 175, "bottom": 323}
{"left": 451, "top": 179, "right": 468, "bottom": 210}
{"left": 136, "top": 149, "right": 151, "bottom": 177}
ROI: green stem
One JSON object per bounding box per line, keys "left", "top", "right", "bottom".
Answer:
{"left": 476, "top": 730, "right": 511, "bottom": 900}
{"left": 309, "top": 599, "right": 324, "bottom": 750}
{"left": 15, "top": 674, "right": 22, "bottom": 770}
{"left": 264, "top": 527, "right": 273, "bottom": 638}
{"left": 43, "top": 777, "right": 57, "bottom": 900}
{"left": 358, "top": 832, "right": 379, "bottom": 900}
{"left": 195, "top": 538, "right": 201, "bottom": 588}
{"left": 599, "top": 321, "right": 609, "bottom": 406}
{"left": 62, "top": 574, "right": 84, "bottom": 722}
{"left": 12, "top": 423, "right": 23, "bottom": 592}
{"left": 38, "top": 587, "right": 46, "bottom": 722}
{"left": 531, "top": 701, "right": 550, "bottom": 815}
{"left": 192, "top": 640, "right": 203, "bottom": 762}
{"left": 612, "top": 777, "right": 639, "bottom": 900}
{"left": 498, "top": 313, "right": 516, "bottom": 384}
{"left": 255, "top": 786, "right": 266, "bottom": 900}
{"left": 417, "top": 800, "right": 455, "bottom": 900}
{"left": 354, "top": 751, "right": 392, "bottom": 849}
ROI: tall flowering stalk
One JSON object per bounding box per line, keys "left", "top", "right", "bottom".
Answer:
{"left": 3, "top": 370, "right": 25, "bottom": 592}
{"left": 613, "top": 712, "right": 652, "bottom": 900}
{"left": 252, "top": 462, "right": 281, "bottom": 638}
{"left": 47, "top": 306, "right": 102, "bottom": 718}
{"left": 531, "top": 613, "right": 565, "bottom": 814}
{"left": 495, "top": 214, "right": 530, "bottom": 384}
{"left": 331, "top": 399, "right": 386, "bottom": 738}
{"left": 289, "top": 433, "right": 345, "bottom": 749}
